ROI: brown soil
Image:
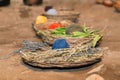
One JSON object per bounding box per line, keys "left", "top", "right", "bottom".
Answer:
{"left": 0, "top": 0, "right": 120, "bottom": 80}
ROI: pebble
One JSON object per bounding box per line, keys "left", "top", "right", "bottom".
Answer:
{"left": 96, "top": 0, "right": 104, "bottom": 4}
{"left": 87, "top": 64, "right": 104, "bottom": 74}
{"left": 86, "top": 74, "right": 104, "bottom": 80}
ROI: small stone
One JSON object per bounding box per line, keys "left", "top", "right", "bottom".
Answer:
{"left": 86, "top": 74, "right": 104, "bottom": 80}
{"left": 87, "top": 64, "right": 104, "bottom": 74}
{"left": 96, "top": 0, "right": 104, "bottom": 4}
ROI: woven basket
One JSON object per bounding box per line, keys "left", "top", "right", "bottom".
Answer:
{"left": 42, "top": 11, "right": 80, "bottom": 22}
{"left": 33, "top": 25, "right": 93, "bottom": 46}
{"left": 21, "top": 42, "right": 104, "bottom": 68}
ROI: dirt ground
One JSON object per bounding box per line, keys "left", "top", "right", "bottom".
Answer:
{"left": 0, "top": 0, "right": 120, "bottom": 80}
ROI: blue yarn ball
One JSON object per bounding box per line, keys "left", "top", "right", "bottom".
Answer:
{"left": 52, "top": 39, "right": 70, "bottom": 50}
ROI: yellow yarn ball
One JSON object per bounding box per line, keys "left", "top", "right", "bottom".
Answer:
{"left": 35, "top": 16, "right": 48, "bottom": 24}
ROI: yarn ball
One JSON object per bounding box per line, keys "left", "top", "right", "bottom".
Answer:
{"left": 52, "top": 39, "right": 70, "bottom": 50}
{"left": 46, "top": 9, "right": 58, "bottom": 15}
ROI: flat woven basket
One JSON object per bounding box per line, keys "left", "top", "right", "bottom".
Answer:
{"left": 42, "top": 10, "right": 80, "bottom": 22}
{"left": 33, "top": 24, "right": 93, "bottom": 46}
{"left": 21, "top": 42, "right": 104, "bottom": 68}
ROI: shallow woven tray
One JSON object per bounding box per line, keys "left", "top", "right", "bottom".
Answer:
{"left": 33, "top": 25, "right": 93, "bottom": 46}
{"left": 22, "top": 58, "right": 101, "bottom": 68}
{"left": 21, "top": 43, "right": 104, "bottom": 68}
{"left": 42, "top": 11, "right": 80, "bottom": 22}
